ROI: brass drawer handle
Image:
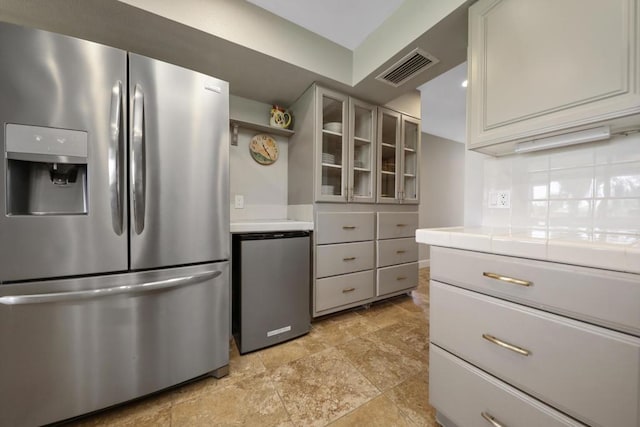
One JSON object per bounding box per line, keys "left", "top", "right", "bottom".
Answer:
{"left": 396, "top": 276, "right": 407, "bottom": 281}
{"left": 396, "top": 250, "right": 406, "bottom": 254}
{"left": 343, "top": 257, "right": 356, "bottom": 261}
{"left": 481, "top": 412, "right": 506, "bottom": 427}
{"left": 342, "top": 225, "right": 356, "bottom": 230}
{"left": 482, "top": 333, "right": 531, "bottom": 356}
{"left": 342, "top": 287, "right": 355, "bottom": 293}
{"left": 483, "top": 272, "right": 532, "bottom": 287}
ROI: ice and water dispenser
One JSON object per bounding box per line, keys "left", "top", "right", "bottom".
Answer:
{"left": 5, "top": 124, "right": 88, "bottom": 215}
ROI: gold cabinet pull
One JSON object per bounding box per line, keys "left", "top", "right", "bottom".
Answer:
{"left": 481, "top": 412, "right": 506, "bottom": 427}
{"left": 342, "top": 287, "right": 355, "bottom": 293}
{"left": 342, "top": 225, "right": 356, "bottom": 230}
{"left": 343, "top": 256, "right": 356, "bottom": 261}
{"left": 396, "top": 276, "right": 407, "bottom": 281}
{"left": 483, "top": 272, "right": 532, "bottom": 287}
{"left": 396, "top": 250, "right": 406, "bottom": 254}
{"left": 482, "top": 333, "right": 531, "bottom": 356}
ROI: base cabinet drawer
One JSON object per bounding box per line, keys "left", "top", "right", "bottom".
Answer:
{"left": 316, "top": 212, "right": 374, "bottom": 244}
{"left": 316, "top": 241, "right": 374, "bottom": 278}
{"left": 431, "top": 246, "right": 640, "bottom": 336}
{"left": 315, "top": 270, "right": 374, "bottom": 312}
{"left": 377, "top": 262, "right": 418, "bottom": 296}
{"left": 377, "top": 238, "right": 418, "bottom": 267}
{"left": 430, "top": 344, "right": 585, "bottom": 427}
{"left": 377, "top": 212, "right": 418, "bottom": 239}
{"left": 430, "top": 281, "right": 640, "bottom": 427}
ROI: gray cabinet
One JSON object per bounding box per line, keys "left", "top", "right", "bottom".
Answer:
{"left": 429, "top": 246, "right": 640, "bottom": 427}
{"left": 309, "top": 86, "right": 377, "bottom": 203}
{"left": 467, "top": 0, "right": 640, "bottom": 155}
{"left": 314, "top": 211, "right": 375, "bottom": 316}
{"left": 375, "top": 212, "right": 418, "bottom": 297}
{"left": 377, "top": 108, "right": 420, "bottom": 203}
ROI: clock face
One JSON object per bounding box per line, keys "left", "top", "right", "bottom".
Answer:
{"left": 249, "top": 134, "right": 279, "bottom": 165}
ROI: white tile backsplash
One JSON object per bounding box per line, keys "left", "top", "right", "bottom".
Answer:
{"left": 595, "top": 163, "right": 640, "bottom": 198}
{"left": 549, "top": 167, "right": 595, "bottom": 199}
{"left": 478, "top": 133, "right": 640, "bottom": 234}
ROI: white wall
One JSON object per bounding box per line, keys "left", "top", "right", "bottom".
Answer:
{"left": 464, "top": 133, "right": 640, "bottom": 233}
{"left": 419, "top": 133, "right": 466, "bottom": 264}
{"left": 230, "top": 95, "right": 290, "bottom": 220}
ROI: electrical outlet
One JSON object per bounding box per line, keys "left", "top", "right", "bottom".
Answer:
{"left": 234, "top": 195, "right": 244, "bottom": 209}
{"left": 488, "top": 191, "right": 511, "bottom": 209}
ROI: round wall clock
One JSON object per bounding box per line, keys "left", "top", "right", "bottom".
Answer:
{"left": 249, "top": 134, "right": 279, "bottom": 165}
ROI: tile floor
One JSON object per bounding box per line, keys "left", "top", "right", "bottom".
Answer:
{"left": 68, "top": 269, "right": 436, "bottom": 427}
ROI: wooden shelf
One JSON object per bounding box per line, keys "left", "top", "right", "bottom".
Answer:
{"left": 230, "top": 119, "right": 294, "bottom": 145}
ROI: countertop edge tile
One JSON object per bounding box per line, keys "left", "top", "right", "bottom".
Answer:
{"left": 416, "top": 228, "right": 640, "bottom": 274}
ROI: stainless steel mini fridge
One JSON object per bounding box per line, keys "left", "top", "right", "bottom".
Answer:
{"left": 232, "top": 231, "right": 311, "bottom": 354}
{"left": 0, "top": 22, "right": 230, "bottom": 426}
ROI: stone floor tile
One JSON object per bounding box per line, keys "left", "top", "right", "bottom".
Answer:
{"left": 171, "top": 372, "right": 290, "bottom": 427}
{"left": 385, "top": 369, "right": 438, "bottom": 427}
{"left": 337, "top": 333, "right": 425, "bottom": 392}
{"left": 311, "top": 310, "right": 379, "bottom": 347}
{"left": 271, "top": 347, "right": 379, "bottom": 427}
{"left": 328, "top": 395, "right": 417, "bottom": 427}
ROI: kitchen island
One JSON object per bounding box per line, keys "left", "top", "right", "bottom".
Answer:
{"left": 417, "top": 227, "right": 640, "bottom": 427}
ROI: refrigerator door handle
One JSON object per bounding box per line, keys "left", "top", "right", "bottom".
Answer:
{"left": 131, "top": 84, "right": 146, "bottom": 234}
{"left": 109, "top": 80, "right": 124, "bottom": 235}
{"left": 0, "top": 270, "right": 221, "bottom": 305}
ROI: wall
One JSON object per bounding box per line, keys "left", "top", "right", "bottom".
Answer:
{"left": 419, "top": 133, "right": 466, "bottom": 264}
{"left": 230, "top": 95, "right": 290, "bottom": 220}
{"left": 467, "top": 133, "right": 640, "bottom": 233}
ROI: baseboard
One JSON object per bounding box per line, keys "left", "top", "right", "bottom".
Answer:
{"left": 419, "top": 259, "right": 430, "bottom": 269}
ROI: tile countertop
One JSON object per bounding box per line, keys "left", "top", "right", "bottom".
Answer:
{"left": 230, "top": 219, "right": 314, "bottom": 233}
{"left": 416, "top": 227, "right": 640, "bottom": 274}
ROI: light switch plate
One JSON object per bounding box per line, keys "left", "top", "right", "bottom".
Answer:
{"left": 488, "top": 191, "right": 510, "bottom": 209}
{"left": 234, "top": 194, "right": 244, "bottom": 209}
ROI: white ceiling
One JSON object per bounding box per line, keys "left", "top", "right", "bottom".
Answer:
{"left": 246, "top": 0, "right": 405, "bottom": 50}
{"left": 248, "top": 0, "right": 467, "bottom": 143}
{"left": 418, "top": 62, "right": 467, "bottom": 143}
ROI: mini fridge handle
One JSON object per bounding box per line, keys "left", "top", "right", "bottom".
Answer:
{"left": 0, "top": 270, "right": 221, "bottom": 305}
{"left": 109, "top": 80, "right": 123, "bottom": 235}
{"left": 131, "top": 84, "right": 146, "bottom": 235}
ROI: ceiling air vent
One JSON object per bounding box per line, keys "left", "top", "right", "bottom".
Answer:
{"left": 376, "top": 48, "right": 439, "bottom": 87}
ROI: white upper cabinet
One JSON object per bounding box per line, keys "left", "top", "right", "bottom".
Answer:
{"left": 377, "top": 108, "right": 420, "bottom": 204}
{"left": 467, "top": 0, "right": 640, "bottom": 154}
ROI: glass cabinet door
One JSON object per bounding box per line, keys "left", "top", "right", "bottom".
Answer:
{"left": 400, "top": 116, "right": 420, "bottom": 203}
{"left": 316, "top": 87, "right": 348, "bottom": 202}
{"left": 348, "top": 99, "right": 376, "bottom": 203}
{"left": 377, "top": 108, "right": 401, "bottom": 203}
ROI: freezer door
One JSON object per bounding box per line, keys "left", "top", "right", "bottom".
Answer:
{"left": 0, "top": 262, "right": 229, "bottom": 427}
{"left": 129, "top": 54, "right": 229, "bottom": 270}
{"left": 0, "top": 22, "right": 128, "bottom": 282}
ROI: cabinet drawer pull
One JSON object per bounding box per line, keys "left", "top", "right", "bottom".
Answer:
{"left": 342, "top": 225, "right": 356, "bottom": 230}
{"left": 483, "top": 272, "right": 532, "bottom": 287}
{"left": 482, "top": 333, "right": 531, "bottom": 356}
{"left": 396, "top": 250, "right": 406, "bottom": 254}
{"left": 342, "top": 287, "right": 356, "bottom": 293}
{"left": 396, "top": 223, "right": 407, "bottom": 227}
{"left": 343, "top": 257, "right": 356, "bottom": 261}
{"left": 481, "top": 412, "right": 506, "bottom": 427}
{"left": 396, "top": 276, "right": 407, "bottom": 281}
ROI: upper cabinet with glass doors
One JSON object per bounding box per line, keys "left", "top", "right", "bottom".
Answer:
{"left": 315, "top": 86, "right": 376, "bottom": 203}
{"left": 377, "top": 107, "right": 420, "bottom": 204}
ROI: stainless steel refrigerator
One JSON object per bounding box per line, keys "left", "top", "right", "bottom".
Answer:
{"left": 0, "top": 22, "right": 230, "bottom": 426}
